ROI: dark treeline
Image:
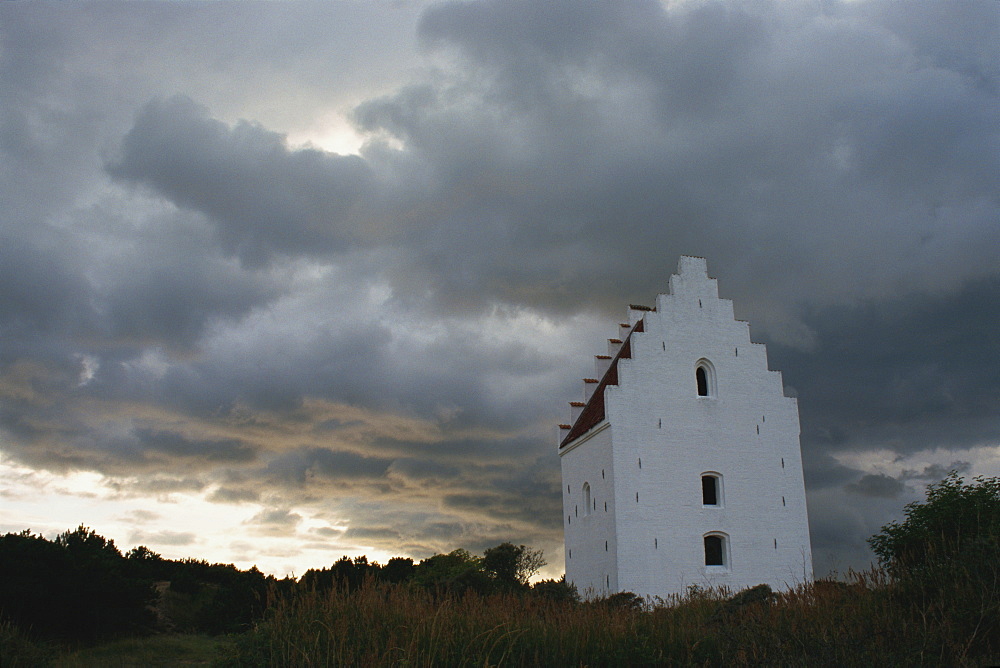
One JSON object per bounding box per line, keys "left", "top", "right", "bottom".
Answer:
{"left": 0, "top": 526, "right": 289, "bottom": 642}
{"left": 298, "top": 543, "right": 562, "bottom": 599}
{"left": 0, "top": 527, "right": 569, "bottom": 647}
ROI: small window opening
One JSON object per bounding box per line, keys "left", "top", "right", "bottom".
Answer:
{"left": 583, "top": 483, "right": 591, "bottom": 517}
{"left": 699, "top": 299, "right": 702, "bottom": 308}
{"left": 781, "top": 458, "right": 785, "bottom": 469}
{"left": 696, "top": 367, "right": 709, "bottom": 396}
{"left": 605, "top": 541, "right": 608, "bottom": 551}
{"left": 567, "top": 515, "right": 571, "bottom": 524}
{"left": 569, "top": 549, "right": 572, "bottom": 558}
{"left": 702, "top": 475, "right": 720, "bottom": 506}
{"left": 655, "top": 538, "right": 658, "bottom": 549}
{"left": 658, "top": 418, "right": 662, "bottom": 428}
{"left": 602, "top": 469, "right": 605, "bottom": 479}
{"left": 704, "top": 535, "right": 725, "bottom": 566}
{"left": 606, "top": 575, "right": 610, "bottom": 587}
{"left": 695, "top": 359, "right": 716, "bottom": 397}
{"left": 662, "top": 341, "right": 666, "bottom": 350}
{"left": 575, "top": 505, "right": 578, "bottom": 517}
{"left": 782, "top": 496, "right": 786, "bottom": 506}
{"left": 636, "top": 492, "right": 639, "bottom": 503}
{"left": 638, "top": 458, "right": 642, "bottom": 469}
{"left": 757, "top": 424, "right": 760, "bottom": 434}
{"left": 735, "top": 347, "right": 738, "bottom": 356}
{"left": 774, "top": 538, "right": 778, "bottom": 549}
{"left": 604, "top": 501, "right": 607, "bottom": 511}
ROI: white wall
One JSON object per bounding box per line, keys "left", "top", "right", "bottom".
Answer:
{"left": 561, "top": 423, "right": 618, "bottom": 597}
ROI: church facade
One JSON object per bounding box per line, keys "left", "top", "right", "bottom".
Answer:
{"left": 559, "top": 256, "right": 812, "bottom": 599}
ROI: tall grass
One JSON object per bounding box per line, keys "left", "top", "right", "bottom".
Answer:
{"left": 0, "top": 618, "right": 56, "bottom": 667}
{"left": 218, "top": 569, "right": 999, "bottom": 666}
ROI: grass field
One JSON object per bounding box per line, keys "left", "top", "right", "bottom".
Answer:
{"left": 51, "top": 634, "right": 233, "bottom": 668}
{"left": 5, "top": 567, "right": 998, "bottom": 666}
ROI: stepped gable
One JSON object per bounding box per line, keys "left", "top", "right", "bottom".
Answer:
{"left": 560, "top": 317, "right": 645, "bottom": 448}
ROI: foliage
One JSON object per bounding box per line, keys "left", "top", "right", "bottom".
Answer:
{"left": 300, "top": 555, "right": 380, "bottom": 594}
{"left": 0, "top": 527, "right": 155, "bottom": 642}
{"left": 0, "top": 527, "right": 284, "bottom": 643}
{"left": 869, "top": 472, "right": 1000, "bottom": 579}
{"left": 868, "top": 472, "right": 1000, "bottom": 659}
{"left": 410, "top": 548, "right": 491, "bottom": 594}
{"left": 380, "top": 556, "right": 416, "bottom": 583}
{"left": 482, "top": 542, "right": 547, "bottom": 589}
{"left": 159, "top": 559, "right": 274, "bottom": 635}
{"left": 530, "top": 576, "right": 580, "bottom": 603}
{"left": 298, "top": 542, "right": 542, "bottom": 597}
{"left": 596, "top": 590, "right": 646, "bottom": 611}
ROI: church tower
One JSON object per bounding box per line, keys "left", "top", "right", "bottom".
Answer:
{"left": 559, "top": 256, "right": 812, "bottom": 598}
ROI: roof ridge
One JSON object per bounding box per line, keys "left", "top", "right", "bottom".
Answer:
{"left": 560, "top": 318, "right": 645, "bottom": 448}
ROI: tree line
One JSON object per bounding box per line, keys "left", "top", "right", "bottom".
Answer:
{"left": 0, "top": 527, "right": 569, "bottom": 644}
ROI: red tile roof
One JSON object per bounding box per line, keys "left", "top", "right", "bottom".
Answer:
{"left": 560, "top": 318, "right": 645, "bottom": 448}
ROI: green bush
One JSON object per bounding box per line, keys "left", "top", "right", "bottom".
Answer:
{"left": 869, "top": 472, "right": 1000, "bottom": 660}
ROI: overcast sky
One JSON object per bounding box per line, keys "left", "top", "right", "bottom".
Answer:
{"left": 1, "top": 0, "right": 997, "bottom": 579}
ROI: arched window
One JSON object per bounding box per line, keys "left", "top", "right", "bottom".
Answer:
{"left": 704, "top": 533, "right": 729, "bottom": 568}
{"left": 702, "top": 473, "right": 722, "bottom": 506}
{"left": 695, "top": 359, "right": 716, "bottom": 397}
{"left": 583, "top": 482, "right": 591, "bottom": 517}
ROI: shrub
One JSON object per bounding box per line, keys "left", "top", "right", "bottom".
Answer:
{"left": 531, "top": 576, "right": 580, "bottom": 603}
{"left": 869, "top": 472, "right": 1000, "bottom": 580}
{"left": 869, "top": 472, "right": 1000, "bottom": 659}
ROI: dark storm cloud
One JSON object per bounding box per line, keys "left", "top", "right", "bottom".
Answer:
{"left": 0, "top": 237, "right": 96, "bottom": 365}
{"left": 264, "top": 448, "right": 394, "bottom": 487}
{"left": 769, "top": 274, "right": 1000, "bottom": 462}
{"left": 208, "top": 487, "right": 260, "bottom": 504}
{"left": 846, "top": 473, "right": 906, "bottom": 499}
{"left": 245, "top": 508, "right": 303, "bottom": 537}
{"left": 133, "top": 429, "right": 257, "bottom": 463}
{"left": 387, "top": 458, "right": 460, "bottom": 481}
{"left": 115, "top": 477, "right": 205, "bottom": 495}
{"left": 108, "top": 96, "right": 377, "bottom": 267}
{"left": 901, "top": 462, "right": 971, "bottom": 482}
{"left": 348, "top": 0, "right": 999, "bottom": 326}
{"left": 344, "top": 526, "right": 402, "bottom": 541}
{"left": 802, "top": 452, "right": 862, "bottom": 491}
{"left": 94, "top": 0, "right": 999, "bottom": 334}
{"left": 98, "top": 238, "right": 282, "bottom": 351}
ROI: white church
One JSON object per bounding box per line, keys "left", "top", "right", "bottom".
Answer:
{"left": 559, "top": 256, "right": 813, "bottom": 599}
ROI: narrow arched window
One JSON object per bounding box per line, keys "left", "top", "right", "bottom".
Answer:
{"left": 583, "top": 482, "right": 591, "bottom": 517}
{"left": 704, "top": 533, "right": 728, "bottom": 567}
{"left": 695, "top": 359, "right": 716, "bottom": 397}
{"left": 702, "top": 474, "right": 722, "bottom": 506}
